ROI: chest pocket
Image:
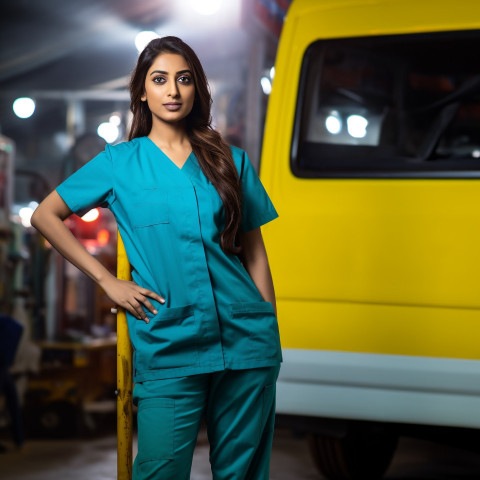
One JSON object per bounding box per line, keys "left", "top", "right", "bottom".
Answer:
{"left": 133, "top": 189, "right": 169, "bottom": 228}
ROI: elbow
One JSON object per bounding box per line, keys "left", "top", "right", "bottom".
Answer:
{"left": 31, "top": 203, "right": 48, "bottom": 231}
{"left": 30, "top": 190, "right": 72, "bottom": 233}
{"left": 30, "top": 208, "right": 40, "bottom": 230}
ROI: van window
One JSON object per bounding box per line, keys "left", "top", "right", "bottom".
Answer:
{"left": 291, "top": 31, "right": 480, "bottom": 178}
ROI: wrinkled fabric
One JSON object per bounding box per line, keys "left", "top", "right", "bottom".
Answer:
{"left": 132, "top": 366, "right": 280, "bottom": 480}
{"left": 56, "top": 137, "right": 282, "bottom": 381}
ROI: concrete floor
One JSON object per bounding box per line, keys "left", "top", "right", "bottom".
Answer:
{"left": 1, "top": 425, "right": 480, "bottom": 479}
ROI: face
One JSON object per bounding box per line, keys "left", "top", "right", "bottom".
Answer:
{"left": 141, "top": 53, "right": 195, "bottom": 126}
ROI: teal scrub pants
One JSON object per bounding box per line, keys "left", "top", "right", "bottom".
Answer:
{"left": 132, "top": 366, "right": 280, "bottom": 480}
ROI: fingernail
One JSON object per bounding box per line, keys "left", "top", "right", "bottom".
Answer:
{"left": 153, "top": 309, "right": 158, "bottom": 314}
{"left": 145, "top": 319, "right": 150, "bottom": 324}
{"left": 161, "top": 299, "right": 165, "bottom": 304}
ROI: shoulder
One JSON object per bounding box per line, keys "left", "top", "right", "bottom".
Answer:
{"left": 229, "top": 145, "right": 249, "bottom": 176}
{"left": 106, "top": 137, "right": 144, "bottom": 159}
{"left": 229, "top": 144, "right": 246, "bottom": 161}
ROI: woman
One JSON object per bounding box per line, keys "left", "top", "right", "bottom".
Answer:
{"left": 32, "top": 36, "right": 281, "bottom": 479}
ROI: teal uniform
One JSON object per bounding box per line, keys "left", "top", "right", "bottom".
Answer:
{"left": 56, "top": 136, "right": 282, "bottom": 479}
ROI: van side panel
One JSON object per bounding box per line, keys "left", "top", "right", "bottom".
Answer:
{"left": 277, "top": 350, "right": 480, "bottom": 428}
{"left": 278, "top": 300, "right": 480, "bottom": 359}
{"left": 260, "top": 0, "right": 480, "bottom": 361}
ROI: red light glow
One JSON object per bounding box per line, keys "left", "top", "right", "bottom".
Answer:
{"left": 97, "top": 229, "right": 110, "bottom": 247}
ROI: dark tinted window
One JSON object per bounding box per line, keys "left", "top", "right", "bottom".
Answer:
{"left": 292, "top": 31, "right": 480, "bottom": 178}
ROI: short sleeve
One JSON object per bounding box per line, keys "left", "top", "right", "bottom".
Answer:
{"left": 238, "top": 150, "right": 278, "bottom": 232}
{"left": 56, "top": 146, "right": 115, "bottom": 215}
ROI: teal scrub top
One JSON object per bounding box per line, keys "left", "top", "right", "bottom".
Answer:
{"left": 56, "top": 136, "right": 282, "bottom": 382}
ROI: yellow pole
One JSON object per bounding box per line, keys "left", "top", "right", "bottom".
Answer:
{"left": 116, "top": 232, "right": 133, "bottom": 480}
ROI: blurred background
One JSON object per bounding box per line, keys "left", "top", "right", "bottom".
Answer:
{"left": 2, "top": 1, "right": 480, "bottom": 479}
{"left": 0, "top": 0, "right": 288, "bottom": 463}
{"left": 0, "top": 0, "right": 284, "bottom": 336}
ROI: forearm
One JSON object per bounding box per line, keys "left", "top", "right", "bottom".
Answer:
{"left": 245, "top": 254, "right": 277, "bottom": 315}
{"left": 239, "top": 228, "right": 277, "bottom": 316}
{"left": 31, "top": 190, "right": 164, "bottom": 320}
{"left": 31, "top": 193, "right": 114, "bottom": 287}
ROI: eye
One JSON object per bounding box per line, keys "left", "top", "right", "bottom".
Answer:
{"left": 153, "top": 76, "right": 166, "bottom": 84}
{"left": 178, "top": 75, "right": 192, "bottom": 85}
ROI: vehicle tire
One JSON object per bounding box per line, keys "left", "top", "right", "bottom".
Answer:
{"left": 309, "top": 421, "right": 398, "bottom": 480}
{"left": 33, "top": 401, "right": 78, "bottom": 438}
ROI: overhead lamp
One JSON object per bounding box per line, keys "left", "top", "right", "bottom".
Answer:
{"left": 260, "top": 77, "right": 272, "bottom": 95}
{"left": 19, "top": 205, "right": 36, "bottom": 227}
{"left": 13, "top": 97, "right": 36, "bottom": 119}
{"left": 189, "top": 0, "right": 223, "bottom": 15}
{"left": 135, "top": 31, "right": 159, "bottom": 52}
{"left": 109, "top": 114, "right": 121, "bottom": 126}
{"left": 97, "top": 122, "right": 119, "bottom": 144}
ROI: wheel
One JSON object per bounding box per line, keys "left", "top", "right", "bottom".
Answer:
{"left": 30, "top": 401, "right": 78, "bottom": 438}
{"left": 309, "top": 421, "right": 398, "bottom": 480}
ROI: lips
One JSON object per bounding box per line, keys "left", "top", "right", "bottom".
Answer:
{"left": 163, "top": 102, "right": 182, "bottom": 111}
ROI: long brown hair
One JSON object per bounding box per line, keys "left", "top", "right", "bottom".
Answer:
{"left": 129, "top": 36, "right": 241, "bottom": 254}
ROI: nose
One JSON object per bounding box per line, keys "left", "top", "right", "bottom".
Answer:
{"left": 168, "top": 79, "right": 179, "bottom": 98}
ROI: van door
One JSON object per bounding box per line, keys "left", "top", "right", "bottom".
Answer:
{"left": 260, "top": 24, "right": 480, "bottom": 480}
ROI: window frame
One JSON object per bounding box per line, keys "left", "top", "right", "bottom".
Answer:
{"left": 290, "top": 30, "right": 480, "bottom": 179}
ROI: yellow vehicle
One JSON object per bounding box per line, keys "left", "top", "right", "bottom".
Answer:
{"left": 260, "top": 0, "right": 480, "bottom": 477}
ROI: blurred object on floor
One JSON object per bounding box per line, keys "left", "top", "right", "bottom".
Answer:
{"left": 0, "top": 314, "right": 24, "bottom": 451}
{"left": 1, "top": 427, "right": 480, "bottom": 479}
{"left": 23, "top": 338, "right": 116, "bottom": 438}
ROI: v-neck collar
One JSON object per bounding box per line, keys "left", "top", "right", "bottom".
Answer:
{"left": 143, "top": 136, "right": 193, "bottom": 171}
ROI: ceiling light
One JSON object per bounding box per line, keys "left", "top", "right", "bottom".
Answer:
{"left": 19, "top": 206, "right": 35, "bottom": 227}
{"left": 189, "top": 0, "right": 223, "bottom": 15}
{"left": 13, "top": 97, "right": 35, "bottom": 119}
{"left": 109, "top": 114, "right": 121, "bottom": 126}
{"left": 97, "top": 122, "right": 119, "bottom": 143}
{"left": 135, "top": 31, "right": 159, "bottom": 53}
{"left": 260, "top": 77, "right": 272, "bottom": 95}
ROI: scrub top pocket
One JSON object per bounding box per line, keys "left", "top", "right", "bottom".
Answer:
{"left": 132, "top": 189, "right": 169, "bottom": 227}
{"left": 135, "top": 305, "right": 199, "bottom": 371}
{"left": 226, "top": 302, "right": 281, "bottom": 361}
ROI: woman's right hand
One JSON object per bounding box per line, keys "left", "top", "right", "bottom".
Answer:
{"left": 100, "top": 275, "right": 165, "bottom": 322}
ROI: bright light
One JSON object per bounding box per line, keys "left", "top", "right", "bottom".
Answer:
{"left": 135, "top": 31, "right": 159, "bottom": 52}
{"left": 189, "top": 0, "right": 223, "bottom": 15}
{"left": 13, "top": 97, "right": 36, "bottom": 119}
{"left": 109, "top": 114, "right": 121, "bottom": 126}
{"left": 19, "top": 207, "right": 35, "bottom": 227}
{"left": 97, "top": 229, "right": 110, "bottom": 247}
{"left": 173, "top": 0, "right": 240, "bottom": 29}
{"left": 260, "top": 76, "right": 272, "bottom": 95}
{"left": 270, "top": 66, "right": 275, "bottom": 79}
{"left": 81, "top": 208, "right": 100, "bottom": 222}
{"left": 325, "top": 112, "right": 342, "bottom": 135}
{"left": 347, "top": 115, "right": 368, "bottom": 138}
{"left": 97, "top": 122, "right": 119, "bottom": 143}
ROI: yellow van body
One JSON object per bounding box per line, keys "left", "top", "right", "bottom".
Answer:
{"left": 260, "top": 0, "right": 480, "bottom": 438}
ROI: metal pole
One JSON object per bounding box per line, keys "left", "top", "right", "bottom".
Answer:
{"left": 116, "top": 232, "right": 133, "bottom": 480}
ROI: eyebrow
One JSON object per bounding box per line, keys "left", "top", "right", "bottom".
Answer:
{"left": 149, "top": 69, "right": 192, "bottom": 76}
